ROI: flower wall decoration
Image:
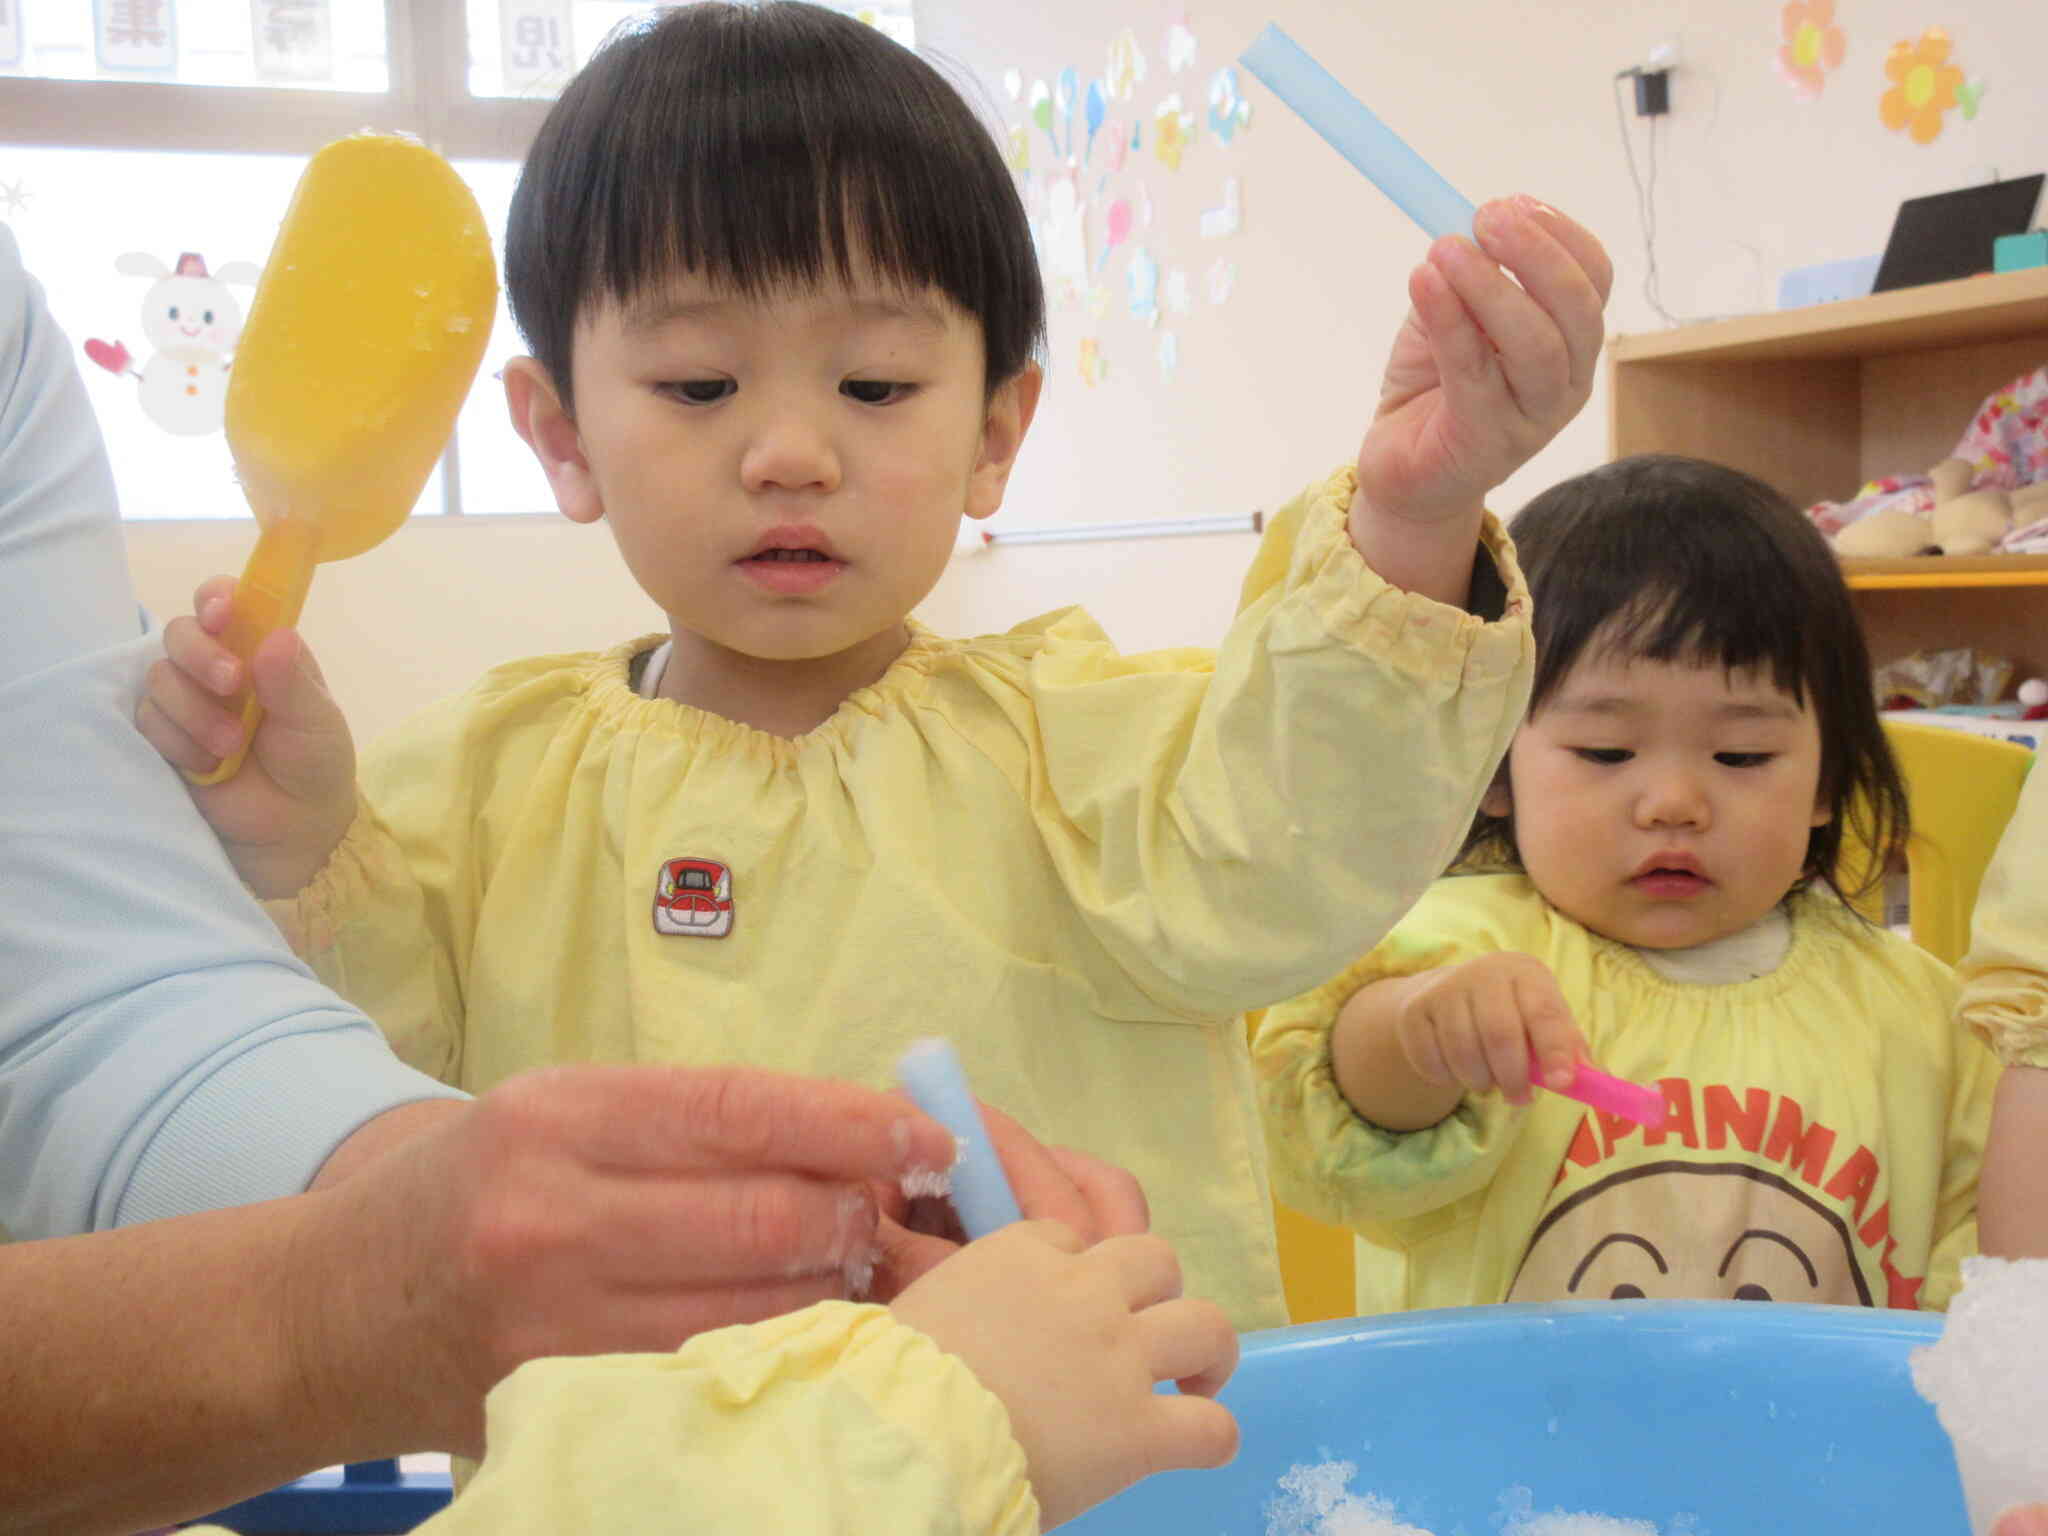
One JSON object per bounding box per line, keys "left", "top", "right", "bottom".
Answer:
{"left": 1776, "top": 0, "right": 1846, "bottom": 101}
{"left": 1879, "top": 27, "right": 1964, "bottom": 144}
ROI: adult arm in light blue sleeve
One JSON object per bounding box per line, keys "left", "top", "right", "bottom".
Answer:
{"left": 0, "top": 222, "right": 463, "bottom": 1239}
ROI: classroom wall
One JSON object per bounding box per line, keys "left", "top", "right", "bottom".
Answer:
{"left": 122, "top": 0, "right": 2048, "bottom": 747}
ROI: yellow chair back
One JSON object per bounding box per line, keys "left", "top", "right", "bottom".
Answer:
{"left": 1247, "top": 1007, "right": 1358, "bottom": 1322}
{"left": 1853, "top": 720, "right": 2034, "bottom": 965}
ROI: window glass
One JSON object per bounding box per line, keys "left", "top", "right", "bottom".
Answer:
{"left": 7, "top": 144, "right": 365, "bottom": 521}
{"left": 2, "top": 0, "right": 390, "bottom": 92}
{"left": 0, "top": 0, "right": 917, "bottom": 521}
{"left": 3, "top": 149, "right": 525, "bottom": 519}
{"left": 448, "top": 157, "right": 554, "bottom": 517}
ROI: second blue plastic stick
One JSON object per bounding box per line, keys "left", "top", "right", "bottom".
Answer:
{"left": 896, "top": 1037, "right": 1024, "bottom": 1239}
{"left": 1239, "top": 22, "right": 1476, "bottom": 242}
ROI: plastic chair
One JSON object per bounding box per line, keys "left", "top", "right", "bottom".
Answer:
{"left": 199, "top": 1458, "right": 451, "bottom": 1534}
{"left": 1246, "top": 1007, "right": 1357, "bottom": 1322}
{"left": 1852, "top": 719, "right": 2035, "bottom": 965}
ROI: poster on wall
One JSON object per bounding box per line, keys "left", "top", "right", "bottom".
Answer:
{"left": 95, "top": 0, "right": 178, "bottom": 74}
{"left": 500, "top": 0, "right": 573, "bottom": 96}
{"left": 251, "top": 0, "right": 333, "bottom": 83}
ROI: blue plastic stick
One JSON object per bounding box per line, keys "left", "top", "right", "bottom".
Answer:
{"left": 896, "top": 1038, "right": 1023, "bottom": 1238}
{"left": 1239, "top": 22, "right": 1475, "bottom": 242}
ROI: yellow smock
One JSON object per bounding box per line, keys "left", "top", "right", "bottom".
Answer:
{"left": 1256, "top": 874, "right": 1996, "bottom": 1315}
{"left": 1956, "top": 753, "right": 2048, "bottom": 1067}
{"left": 187, "top": 1302, "right": 1036, "bottom": 1534}
{"left": 271, "top": 468, "right": 1533, "bottom": 1330}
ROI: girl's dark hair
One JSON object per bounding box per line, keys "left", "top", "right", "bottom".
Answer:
{"left": 505, "top": 1, "right": 1045, "bottom": 412}
{"left": 1464, "top": 453, "right": 1908, "bottom": 905}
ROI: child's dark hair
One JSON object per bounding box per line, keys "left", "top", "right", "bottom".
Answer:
{"left": 505, "top": 0, "right": 1045, "bottom": 412}
{"left": 1464, "top": 453, "right": 1908, "bottom": 904}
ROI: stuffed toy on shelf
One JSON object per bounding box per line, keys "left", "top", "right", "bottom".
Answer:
{"left": 1813, "top": 365, "right": 2048, "bottom": 556}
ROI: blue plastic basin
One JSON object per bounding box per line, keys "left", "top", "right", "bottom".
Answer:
{"left": 1071, "top": 1301, "right": 1967, "bottom": 1534}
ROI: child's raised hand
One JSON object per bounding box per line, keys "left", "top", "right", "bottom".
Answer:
{"left": 135, "top": 574, "right": 358, "bottom": 899}
{"left": 1350, "top": 197, "right": 1612, "bottom": 599}
{"left": 889, "top": 1221, "right": 1239, "bottom": 1530}
{"left": 1392, "top": 951, "right": 1587, "bottom": 1107}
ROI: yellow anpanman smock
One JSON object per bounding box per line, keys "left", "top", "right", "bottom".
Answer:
{"left": 272, "top": 468, "right": 1533, "bottom": 1329}
{"left": 1256, "top": 874, "right": 1996, "bottom": 1316}
{"left": 1957, "top": 755, "right": 2048, "bottom": 1067}
{"left": 187, "top": 1303, "right": 1037, "bottom": 1535}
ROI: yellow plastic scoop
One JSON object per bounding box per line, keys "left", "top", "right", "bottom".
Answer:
{"left": 192, "top": 131, "right": 497, "bottom": 784}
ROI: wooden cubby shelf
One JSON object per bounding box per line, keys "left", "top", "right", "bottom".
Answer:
{"left": 1608, "top": 267, "right": 2048, "bottom": 674}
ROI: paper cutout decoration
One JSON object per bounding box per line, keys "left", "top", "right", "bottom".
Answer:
{"left": 1153, "top": 93, "right": 1195, "bottom": 170}
{"left": 1125, "top": 246, "right": 1160, "bottom": 325}
{"left": 1957, "top": 78, "right": 1987, "bottom": 120}
{"left": 1035, "top": 176, "right": 1090, "bottom": 304}
{"left": 1205, "top": 257, "right": 1236, "bottom": 304}
{"left": 1207, "top": 66, "right": 1252, "bottom": 140}
{"left": 1199, "top": 175, "right": 1241, "bottom": 239}
{"left": 1776, "top": 0, "right": 1846, "bottom": 102}
{"left": 1078, "top": 335, "right": 1107, "bottom": 386}
{"left": 1055, "top": 67, "right": 1080, "bottom": 158}
{"left": 1880, "top": 27, "right": 1964, "bottom": 145}
{"left": 1006, "top": 124, "right": 1030, "bottom": 171}
{"left": 1164, "top": 268, "right": 1192, "bottom": 315}
{"left": 1105, "top": 29, "right": 1146, "bottom": 99}
{"left": 1002, "top": 67, "right": 1022, "bottom": 100}
{"left": 1157, "top": 330, "right": 1180, "bottom": 375}
{"left": 1084, "top": 78, "right": 1107, "bottom": 161}
{"left": 1100, "top": 116, "right": 1129, "bottom": 171}
{"left": 1097, "top": 197, "right": 1134, "bottom": 274}
{"left": 1030, "top": 79, "right": 1059, "bottom": 155}
{"left": 85, "top": 250, "right": 261, "bottom": 436}
{"left": 1165, "top": 20, "right": 1197, "bottom": 74}
{"left": 0, "top": 177, "right": 28, "bottom": 217}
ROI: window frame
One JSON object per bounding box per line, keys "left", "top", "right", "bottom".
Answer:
{"left": 2, "top": 2, "right": 552, "bottom": 518}
{"left": 0, "top": 2, "right": 551, "bottom": 160}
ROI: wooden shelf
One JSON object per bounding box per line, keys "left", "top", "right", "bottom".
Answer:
{"left": 1609, "top": 269, "right": 2048, "bottom": 677}
{"left": 1611, "top": 267, "right": 2048, "bottom": 367}
{"left": 1842, "top": 555, "right": 2048, "bottom": 590}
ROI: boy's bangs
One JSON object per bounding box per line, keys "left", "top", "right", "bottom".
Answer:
{"left": 581, "top": 27, "right": 1018, "bottom": 339}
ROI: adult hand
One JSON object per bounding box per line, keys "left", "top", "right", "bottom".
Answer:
{"left": 1997, "top": 1506, "right": 2048, "bottom": 1536}
{"left": 868, "top": 1096, "right": 1150, "bottom": 1299}
{"left": 295, "top": 1064, "right": 959, "bottom": 1458}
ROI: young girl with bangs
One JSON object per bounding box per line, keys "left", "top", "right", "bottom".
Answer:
{"left": 1258, "top": 453, "right": 1997, "bottom": 1315}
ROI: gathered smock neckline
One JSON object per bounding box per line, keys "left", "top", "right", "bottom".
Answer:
{"left": 583, "top": 620, "right": 955, "bottom": 763}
